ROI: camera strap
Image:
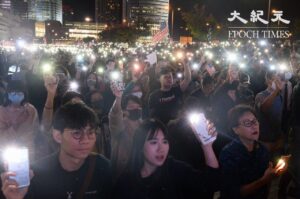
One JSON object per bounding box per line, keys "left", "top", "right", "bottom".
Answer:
{"left": 76, "top": 154, "right": 97, "bottom": 199}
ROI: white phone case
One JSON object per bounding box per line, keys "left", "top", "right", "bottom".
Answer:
{"left": 7, "top": 148, "right": 30, "bottom": 188}
{"left": 190, "top": 113, "right": 216, "bottom": 145}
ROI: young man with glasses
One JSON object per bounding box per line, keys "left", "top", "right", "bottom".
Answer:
{"left": 219, "top": 105, "right": 287, "bottom": 199}
{"left": 1, "top": 102, "right": 112, "bottom": 199}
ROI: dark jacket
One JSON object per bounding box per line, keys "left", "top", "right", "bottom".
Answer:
{"left": 112, "top": 157, "right": 219, "bottom": 199}
{"left": 220, "top": 140, "right": 270, "bottom": 199}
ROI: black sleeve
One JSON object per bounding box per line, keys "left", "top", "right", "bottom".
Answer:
{"left": 148, "top": 92, "right": 158, "bottom": 117}
{"left": 111, "top": 174, "right": 132, "bottom": 199}
{"left": 169, "top": 159, "right": 220, "bottom": 198}
{"left": 219, "top": 150, "right": 241, "bottom": 199}
{"left": 97, "top": 157, "right": 113, "bottom": 199}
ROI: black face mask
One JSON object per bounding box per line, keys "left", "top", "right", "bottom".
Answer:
{"left": 127, "top": 109, "right": 142, "bottom": 121}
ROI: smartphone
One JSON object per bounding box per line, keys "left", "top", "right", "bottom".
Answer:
{"left": 5, "top": 148, "right": 30, "bottom": 188}
{"left": 112, "top": 80, "right": 125, "bottom": 91}
{"left": 189, "top": 113, "right": 216, "bottom": 145}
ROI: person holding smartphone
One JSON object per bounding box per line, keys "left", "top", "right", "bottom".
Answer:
{"left": 1, "top": 102, "right": 112, "bottom": 199}
{"left": 112, "top": 119, "right": 219, "bottom": 199}
{"left": 0, "top": 80, "right": 39, "bottom": 161}
{"left": 255, "top": 70, "right": 286, "bottom": 153}
{"left": 219, "top": 105, "right": 288, "bottom": 199}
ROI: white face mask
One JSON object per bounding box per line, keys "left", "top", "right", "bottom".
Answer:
{"left": 132, "top": 92, "right": 143, "bottom": 98}
{"left": 271, "top": 82, "right": 276, "bottom": 90}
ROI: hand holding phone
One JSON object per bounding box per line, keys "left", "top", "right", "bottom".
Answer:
{"left": 3, "top": 148, "right": 30, "bottom": 188}
{"left": 188, "top": 113, "right": 217, "bottom": 145}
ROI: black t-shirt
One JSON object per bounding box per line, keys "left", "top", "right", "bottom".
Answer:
{"left": 112, "top": 157, "right": 220, "bottom": 199}
{"left": 25, "top": 153, "right": 112, "bottom": 199}
{"left": 148, "top": 86, "right": 183, "bottom": 124}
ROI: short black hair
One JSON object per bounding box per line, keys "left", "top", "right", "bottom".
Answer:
{"left": 4, "top": 80, "right": 28, "bottom": 106}
{"left": 265, "top": 70, "right": 276, "bottom": 81}
{"left": 61, "top": 91, "right": 84, "bottom": 105}
{"left": 53, "top": 102, "right": 98, "bottom": 132}
{"left": 159, "top": 67, "right": 173, "bottom": 76}
{"left": 121, "top": 94, "right": 142, "bottom": 110}
{"left": 228, "top": 105, "right": 257, "bottom": 131}
{"left": 106, "top": 59, "right": 115, "bottom": 65}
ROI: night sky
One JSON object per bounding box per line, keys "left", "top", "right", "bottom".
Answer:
{"left": 63, "top": 0, "right": 300, "bottom": 22}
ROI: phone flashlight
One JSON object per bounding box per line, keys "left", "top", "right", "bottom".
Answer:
{"left": 188, "top": 113, "right": 202, "bottom": 124}
{"left": 192, "top": 63, "right": 199, "bottom": 70}
{"left": 76, "top": 54, "right": 83, "bottom": 62}
{"left": 188, "top": 112, "right": 216, "bottom": 145}
{"left": 110, "top": 71, "right": 120, "bottom": 81}
{"left": 81, "top": 65, "right": 88, "bottom": 72}
{"left": 276, "top": 158, "right": 286, "bottom": 171}
{"left": 227, "top": 52, "right": 238, "bottom": 62}
{"left": 239, "top": 63, "right": 246, "bottom": 69}
{"left": 3, "top": 147, "right": 30, "bottom": 188}
{"left": 279, "top": 63, "right": 287, "bottom": 71}
{"left": 176, "top": 51, "right": 184, "bottom": 59}
{"left": 69, "top": 81, "right": 79, "bottom": 91}
{"left": 205, "top": 51, "right": 213, "bottom": 59}
{"left": 133, "top": 63, "right": 140, "bottom": 70}
{"left": 98, "top": 67, "right": 104, "bottom": 74}
{"left": 259, "top": 40, "right": 267, "bottom": 46}
{"left": 269, "top": 65, "right": 276, "bottom": 71}
{"left": 42, "top": 63, "right": 52, "bottom": 73}
{"left": 177, "top": 73, "right": 183, "bottom": 79}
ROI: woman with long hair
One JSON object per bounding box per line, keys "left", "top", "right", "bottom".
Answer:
{"left": 113, "top": 119, "right": 219, "bottom": 199}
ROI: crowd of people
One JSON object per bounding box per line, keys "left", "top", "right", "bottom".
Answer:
{"left": 0, "top": 39, "right": 299, "bottom": 199}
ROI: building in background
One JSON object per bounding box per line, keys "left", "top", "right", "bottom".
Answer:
{"left": 0, "top": 0, "right": 11, "bottom": 10}
{"left": 12, "top": 0, "right": 28, "bottom": 20}
{"left": 65, "top": 21, "right": 107, "bottom": 40}
{"left": 28, "top": 0, "right": 62, "bottom": 23}
{"left": 0, "top": 0, "right": 28, "bottom": 20}
{"left": 127, "top": 0, "right": 169, "bottom": 34}
{"left": 0, "top": 8, "right": 33, "bottom": 41}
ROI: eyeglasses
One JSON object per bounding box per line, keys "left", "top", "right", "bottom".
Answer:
{"left": 239, "top": 119, "right": 259, "bottom": 128}
{"left": 65, "top": 128, "right": 97, "bottom": 140}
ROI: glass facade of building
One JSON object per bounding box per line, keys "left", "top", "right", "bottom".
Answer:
{"left": 65, "top": 21, "right": 107, "bottom": 39}
{"left": 128, "top": 0, "right": 169, "bottom": 33}
{"left": 0, "top": 0, "right": 11, "bottom": 10}
{"left": 28, "top": 0, "right": 62, "bottom": 23}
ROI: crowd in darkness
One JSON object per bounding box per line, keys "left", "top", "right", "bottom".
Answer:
{"left": 0, "top": 40, "right": 300, "bottom": 199}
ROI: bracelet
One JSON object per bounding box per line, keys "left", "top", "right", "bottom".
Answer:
{"left": 44, "top": 106, "right": 53, "bottom": 110}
